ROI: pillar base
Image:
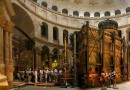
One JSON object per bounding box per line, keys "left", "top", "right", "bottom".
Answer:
{"left": 6, "top": 65, "right": 14, "bottom": 87}
{"left": 0, "top": 74, "right": 9, "bottom": 90}
{"left": 0, "top": 64, "right": 5, "bottom": 75}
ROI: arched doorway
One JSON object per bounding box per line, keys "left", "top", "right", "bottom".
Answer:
{"left": 41, "top": 46, "right": 50, "bottom": 68}
{"left": 52, "top": 48, "right": 58, "bottom": 68}
{"left": 11, "top": 3, "right": 35, "bottom": 77}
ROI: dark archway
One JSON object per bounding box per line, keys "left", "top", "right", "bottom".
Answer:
{"left": 11, "top": 3, "right": 35, "bottom": 75}
{"left": 52, "top": 48, "right": 58, "bottom": 68}
{"left": 42, "top": 46, "right": 50, "bottom": 68}
{"left": 11, "top": 3, "right": 35, "bottom": 38}
{"left": 41, "top": 22, "right": 48, "bottom": 39}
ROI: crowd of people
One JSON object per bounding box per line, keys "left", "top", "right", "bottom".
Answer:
{"left": 100, "top": 70, "right": 118, "bottom": 89}
{"left": 16, "top": 67, "right": 118, "bottom": 89}
{"left": 16, "top": 66, "right": 75, "bottom": 86}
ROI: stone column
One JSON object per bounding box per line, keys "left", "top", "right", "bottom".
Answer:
{"left": 0, "top": 17, "right": 14, "bottom": 88}
{"left": 35, "top": 48, "right": 39, "bottom": 69}
{"left": 7, "top": 33, "right": 14, "bottom": 87}
{"left": 0, "top": 27, "right": 5, "bottom": 75}
{"left": 5, "top": 31, "right": 9, "bottom": 66}
{"left": 4, "top": 31, "right": 10, "bottom": 84}
{"left": 48, "top": 26, "right": 53, "bottom": 43}
{"left": 39, "top": 52, "right": 41, "bottom": 68}
{"left": 3, "top": 19, "right": 14, "bottom": 87}
{"left": 49, "top": 54, "right": 52, "bottom": 69}
{"left": 59, "top": 28, "right": 63, "bottom": 45}
{"left": 9, "top": 33, "right": 13, "bottom": 64}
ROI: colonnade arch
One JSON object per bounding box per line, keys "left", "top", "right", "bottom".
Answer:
{"left": 11, "top": 3, "right": 35, "bottom": 38}
{"left": 11, "top": 2, "right": 36, "bottom": 77}
{"left": 41, "top": 45, "right": 50, "bottom": 68}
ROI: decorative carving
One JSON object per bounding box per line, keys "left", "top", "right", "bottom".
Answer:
{"left": 0, "top": 17, "right": 7, "bottom": 27}
{"left": 4, "top": 20, "right": 14, "bottom": 33}
{"left": 0, "top": 17, "right": 14, "bottom": 33}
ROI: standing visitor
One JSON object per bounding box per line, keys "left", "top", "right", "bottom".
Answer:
{"left": 39, "top": 69, "right": 43, "bottom": 82}
{"left": 100, "top": 70, "right": 106, "bottom": 90}
{"left": 111, "top": 69, "right": 118, "bottom": 89}
{"left": 28, "top": 69, "right": 32, "bottom": 82}
{"left": 105, "top": 71, "right": 109, "bottom": 88}
{"left": 35, "top": 69, "right": 38, "bottom": 83}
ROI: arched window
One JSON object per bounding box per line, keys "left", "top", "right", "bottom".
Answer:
{"left": 73, "top": 11, "right": 79, "bottom": 16}
{"left": 41, "top": 22, "right": 48, "bottom": 38}
{"left": 41, "top": 2, "right": 47, "bottom": 8}
{"left": 53, "top": 27, "right": 58, "bottom": 40}
{"left": 126, "top": 7, "right": 130, "bottom": 13}
{"left": 62, "top": 9, "right": 68, "bottom": 15}
{"left": 115, "top": 10, "right": 121, "bottom": 15}
{"left": 94, "top": 12, "right": 100, "bottom": 17}
{"left": 63, "top": 30, "right": 68, "bottom": 44}
{"left": 105, "top": 11, "right": 111, "bottom": 16}
{"left": 52, "top": 6, "right": 58, "bottom": 11}
{"left": 84, "top": 12, "right": 90, "bottom": 17}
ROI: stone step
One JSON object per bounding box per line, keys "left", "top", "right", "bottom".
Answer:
{"left": 35, "top": 83, "right": 55, "bottom": 87}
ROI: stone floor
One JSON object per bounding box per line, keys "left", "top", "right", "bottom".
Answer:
{"left": 10, "top": 81, "right": 130, "bottom": 90}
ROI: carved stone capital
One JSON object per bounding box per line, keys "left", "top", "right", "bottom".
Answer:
{"left": 34, "top": 47, "right": 41, "bottom": 54}
{"left": 0, "top": 17, "right": 14, "bottom": 33}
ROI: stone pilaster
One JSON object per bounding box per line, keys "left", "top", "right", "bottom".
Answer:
{"left": 9, "top": 33, "right": 13, "bottom": 64}
{"left": 5, "top": 31, "right": 9, "bottom": 66}
{"left": 35, "top": 48, "right": 40, "bottom": 69}
{"left": 0, "top": 17, "right": 14, "bottom": 87}
{"left": 7, "top": 33, "right": 14, "bottom": 87}
{"left": 48, "top": 26, "right": 53, "bottom": 43}
{"left": 0, "top": 27, "right": 5, "bottom": 75}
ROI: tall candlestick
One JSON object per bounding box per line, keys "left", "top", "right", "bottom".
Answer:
{"left": 64, "top": 36, "right": 67, "bottom": 63}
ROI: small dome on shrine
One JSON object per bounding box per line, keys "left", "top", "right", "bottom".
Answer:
{"left": 98, "top": 19, "right": 118, "bottom": 30}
